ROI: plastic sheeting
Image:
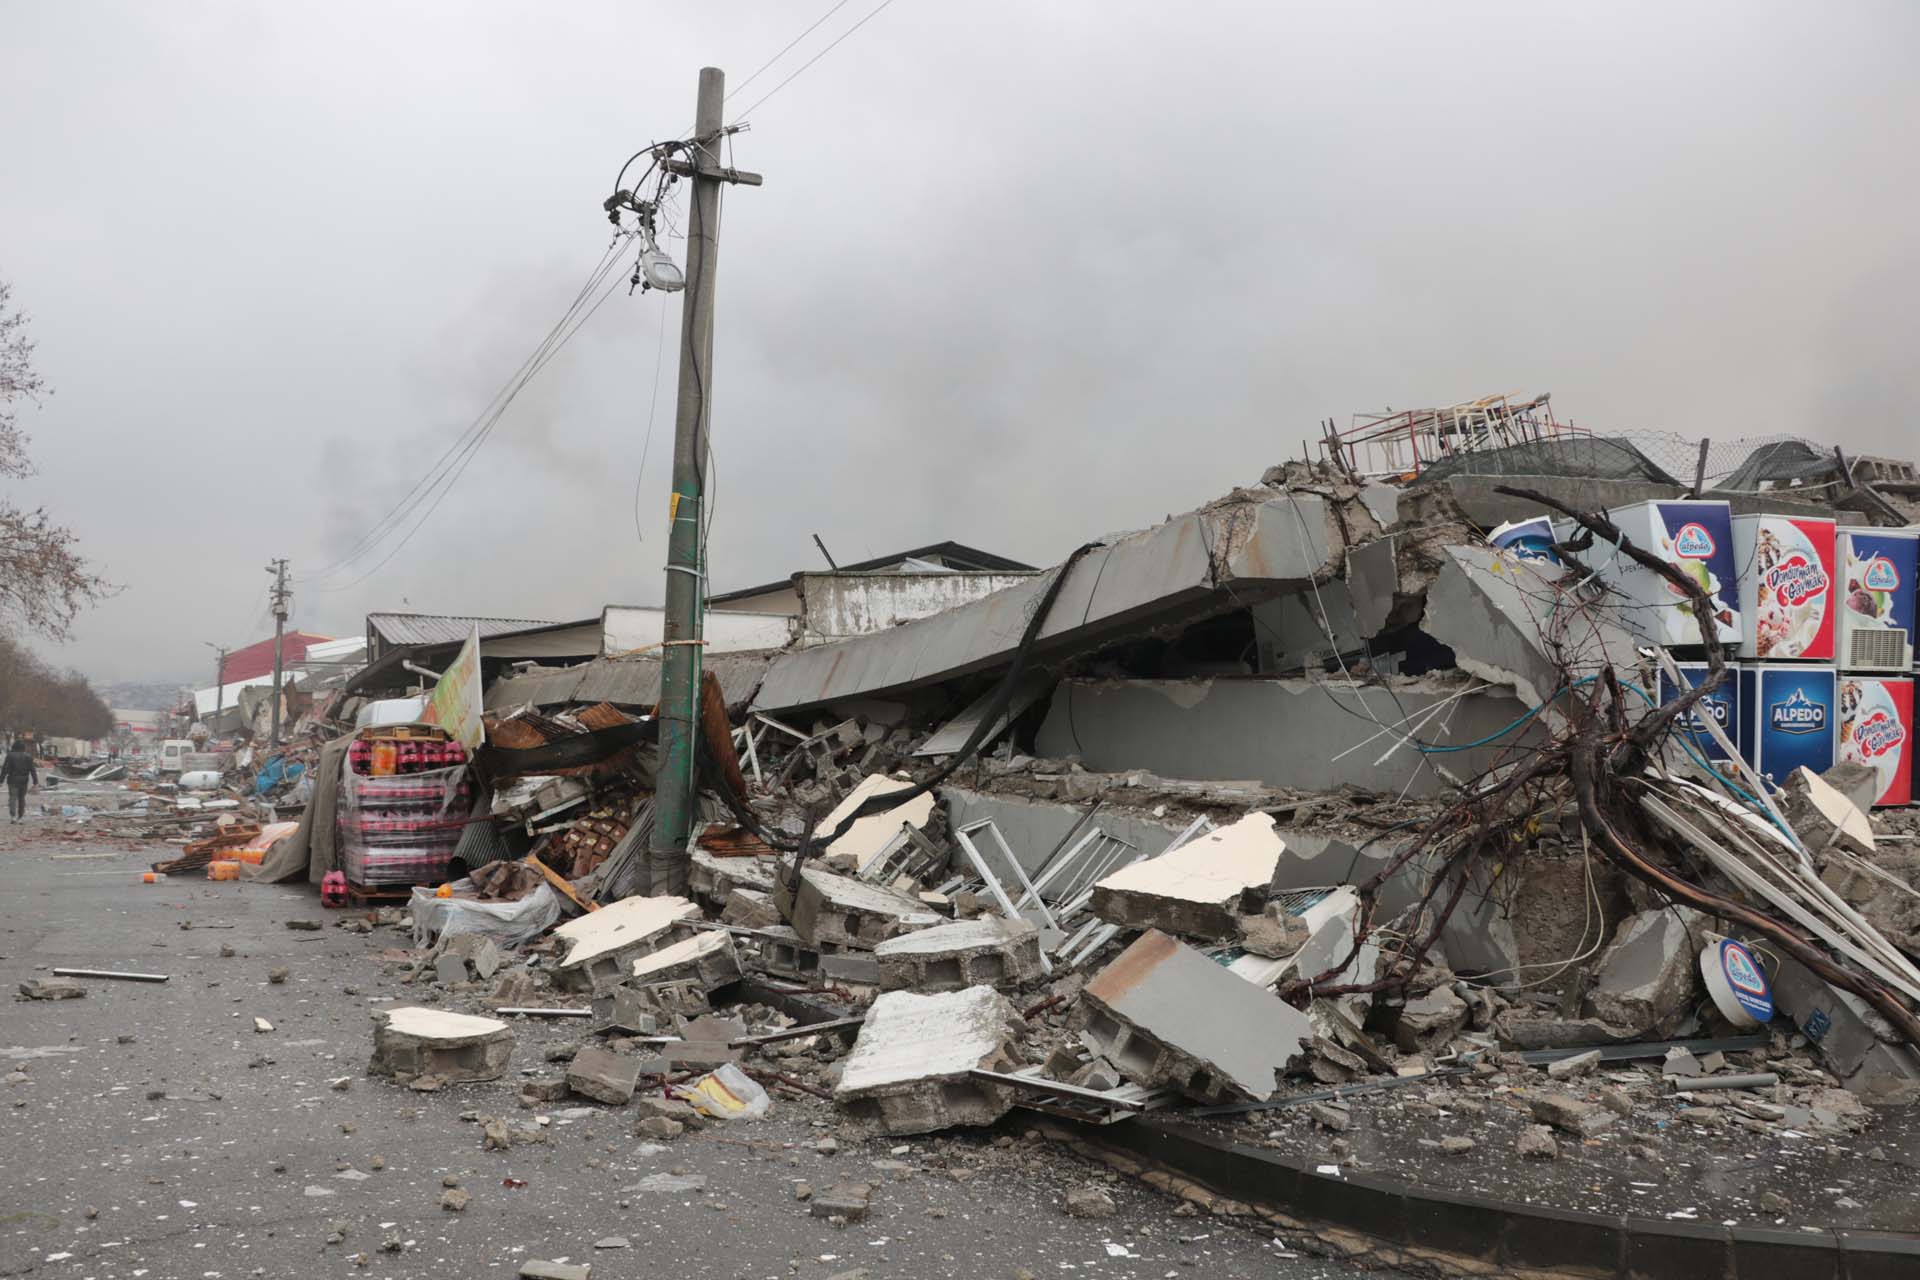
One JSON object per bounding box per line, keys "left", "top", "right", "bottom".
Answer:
{"left": 409, "top": 879, "right": 563, "bottom": 949}
{"left": 338, "top": 755, "right": 471, "bottom": 886}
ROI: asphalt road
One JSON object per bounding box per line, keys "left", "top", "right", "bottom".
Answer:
{"left": 0, "top": 820, "right": 1400, "bottom": 1280}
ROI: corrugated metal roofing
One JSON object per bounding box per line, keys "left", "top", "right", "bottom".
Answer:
{"left": 367, "top": 613, "right": 558, "bottom": 648}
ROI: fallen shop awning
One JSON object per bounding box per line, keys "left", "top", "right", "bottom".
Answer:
{"left": 752, "top": 491, "right": 1362, "bottom": 715}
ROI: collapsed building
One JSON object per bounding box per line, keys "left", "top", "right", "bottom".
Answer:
{"left": 202, "top": 403, "right": 1920, "bottom": 1259}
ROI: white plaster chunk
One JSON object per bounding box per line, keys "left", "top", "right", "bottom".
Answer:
{"left": 552, "top": 895, "right": 700, "bottom": 970}
{"left": 816, "top": 774, "right": 937, "bottom": 873}
{"left": 1096, "top": 811, "right": 1285, "bottom": 907}
{"left": 379, "top": 1007, "right": 509, "bottom": 1040}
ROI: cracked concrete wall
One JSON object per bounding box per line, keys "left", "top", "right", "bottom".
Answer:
{"left": 1033, "top": 676, "right": 1543, "bottom": 797}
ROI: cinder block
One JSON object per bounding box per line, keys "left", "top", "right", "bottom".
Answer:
{"left": 833, "top": 987, "right": 1021, "bottom": 1135}
{"left": 627, "top": 929, "right": 743, "bottom": 992}
{"left": 550, "top": 895, "right": 701, "bottom": 994}
{"left": 776, "top": 866, "right": 939, "bottom": 949}
{"left": 369, "top": 1007, "right": 514, "bottom": 1084}
{"left": 875, "top": 916, "right": 1044, "bottom": 993}
{"left": 1076, "top": 929, "right": 1310, "bottom": 1103}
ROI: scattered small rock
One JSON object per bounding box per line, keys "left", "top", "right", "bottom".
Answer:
{"left": 1516, "top": 1125, "right": 1558, "bottom": 1160}
{"left": 1064, "top": 1185, "right": 1117, "bottom": 1218}
{"left": 1438, "top": 1136, "right": 1475, "bottom": 1155}
{"left": 440, "top": 1188, "right": 470, "bottom": 1213}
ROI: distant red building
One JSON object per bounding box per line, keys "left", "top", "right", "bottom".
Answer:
{"left": 220, "top": 632, "right": 333, "bottom": 684}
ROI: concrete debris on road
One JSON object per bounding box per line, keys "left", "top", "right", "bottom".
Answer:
{"left": 39, "top": 425, "right": 1920, "bottom": 1274}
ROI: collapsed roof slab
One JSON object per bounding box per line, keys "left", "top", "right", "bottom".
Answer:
{"left": 752, "top": 492, "right": 1345, "bottom": 715}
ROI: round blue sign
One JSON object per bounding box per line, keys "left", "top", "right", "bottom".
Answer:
{"left": 1718, "top": 939, "right": 1773, "bottom": 1023}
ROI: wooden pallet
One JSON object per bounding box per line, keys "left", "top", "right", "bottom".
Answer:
{"left": 343, "top": 881, "right": 415, "bottom": 907}
{"left": 360, "top": 725, "right": 450, "bottom": 742}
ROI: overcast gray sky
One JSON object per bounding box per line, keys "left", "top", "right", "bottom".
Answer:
{"left": 4, "top": 1, "right": 1917, "bottom": 686}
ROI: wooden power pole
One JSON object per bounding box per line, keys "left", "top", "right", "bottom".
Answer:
{"left": 649, "top": 67, "right": 760, "bottom": 896}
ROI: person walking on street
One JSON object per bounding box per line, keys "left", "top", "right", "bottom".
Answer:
{"left": 2, "top": 739, "right": 38, "bottom": 821}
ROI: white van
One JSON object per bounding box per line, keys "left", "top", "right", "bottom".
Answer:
{"left": 157, "top": 739, "right": 196, "bottom": 775}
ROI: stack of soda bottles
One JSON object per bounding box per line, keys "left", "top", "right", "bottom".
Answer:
{"left": 339, "top": 734, "right": 473, "bottom": 886}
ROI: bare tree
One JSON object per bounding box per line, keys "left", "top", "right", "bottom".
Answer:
{"left": 0, "top": 277, "right": 109, "bottom": 639}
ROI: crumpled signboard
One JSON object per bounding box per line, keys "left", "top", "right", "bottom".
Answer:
{"left": 421, "top": 624, "right": 485, "bottom": 751}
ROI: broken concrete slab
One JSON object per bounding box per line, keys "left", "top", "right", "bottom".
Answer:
{"left": 1077, "top": 929, "right": 1312, "bottom": 1104}
{"left": 1778, "top": 766, "right": 1876, "bottom": 858}
{"left": 16, "top": 979, "right": 86, "bottom": 1001}
{"left": 754, "top": 491, "right": 1344, "bottom": 715}
{"left": 1769, "top": 953, "right": 1920, "bottom": 1101}
{"left": 550, "top": 895, "right": 701, "bottom": 993}
{"left": 721, "top": 887, "right": 782, "bottom": 929}
{"left": 442, "top": 933, "right": 502, "bottom": 981}
{"left": 1034, "top": 675, "right": 1544, "bottom": 799}
{"left": 874, "top": 916, "right": 1044, "bottom": 993}
{"left": 1090, "top": 812, "right": 1284, "bottom": 939}
{"left": 369, "top": 1007, "right": 513, "bottom": 1084}
{"left": 1585, "top": 908, "right": 1703, "bottom": 1037}
{"left": 626, "top": 929, "right": 743, "bottom": 992}
{"left": 833, "top": 987, "right": 1022, "bottom": 1135}
{"left": 1526, "top": 1092, "right": 1617, "bottom": 1137}
{"left": 776, "top": 866, "right": 940, "bottom": 949}
{"left": 1395, "top": 985, "right": 1468, "bottom": 1055}
{"left": 689, "top": 849, "right": 778, "bottom": 904}
{"left": 1272, "top": 887, "right": 1381, "bottom": 1023}
{"left": 1423, "top": 544, "right": 1640, "bottom": 712}
{"left": 567, "top": 1046, "right": 642, "bottom": 1104}
{"left": 815, "top": 773, "right": 937, "bottom": 876}
{"left": 1234, "top": 907, "right": 1312, "bottom": 959}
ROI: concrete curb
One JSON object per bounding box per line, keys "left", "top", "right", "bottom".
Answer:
{"left": 1054, "top": 1115, "right": 1920, "bottom": 1279}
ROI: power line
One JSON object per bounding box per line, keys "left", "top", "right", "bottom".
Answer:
{"left": 299, "top": 235, "right": 633, "bottom": 585}
{"left": 312, "top": 253, "right": 634, "bottom": 593}
{"left": 729, "top": 0, "right": 905, "bottom": 124}
{"left": 726, "top": 0, "right": 860, "bottom": 104}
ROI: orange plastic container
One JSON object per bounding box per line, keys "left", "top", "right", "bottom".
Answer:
{"left": 370, "top": 740, "right": 398, "bottom": 777}
{"left": 207, "top": 860, "right": 241, "bottom": 881}
{"left": 141, "top": 872, "right": 167, "bottom": 884}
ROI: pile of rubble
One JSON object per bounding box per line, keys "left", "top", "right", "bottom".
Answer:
{"left": 311, "top": 435, "right": 1920, "bottom": 1232}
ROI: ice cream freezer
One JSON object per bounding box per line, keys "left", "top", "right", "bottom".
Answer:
{"left": 1656, "top": 662, "right": 1741, "bottom": 763}
{"left": 1558, "top": 499, "right": 1741, "bottom": 647}
{"left": 1731, "top": 513, "right": 1836, "bottom": 661}
{"left": 1736, "top": 664, "right": 1837, "bottom": 790}
{"left": 1838, "top": 674, "right": 1913, "bottom": 808}
{"left": 1836, "top": 529, "right": 1917, "bottom": 672}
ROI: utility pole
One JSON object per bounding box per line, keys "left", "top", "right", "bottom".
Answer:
{"left": 267, "top": 559, "right": 291, "bottom": 747}
{"left": 648, "top": 67, "right": 761, "bottom": 896}
{"left": 204, "top": 642, "right": 229, "bottom": 730}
